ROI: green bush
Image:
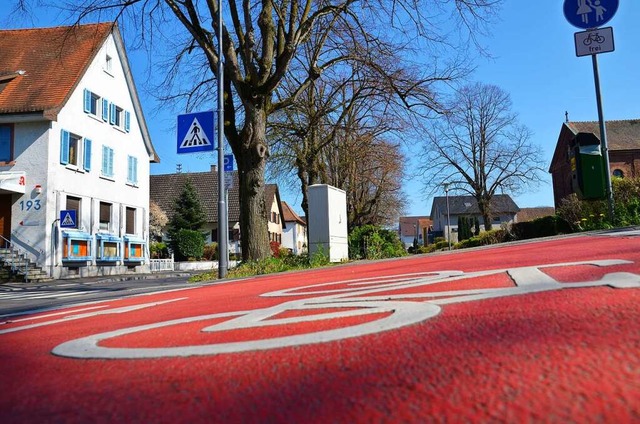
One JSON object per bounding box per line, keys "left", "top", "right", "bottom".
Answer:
{"left": 511, "top": 215, "right": 573, "bottom": 240}
{"left": 174, "top": 229, "right": 205, "bottom": 260}
{"left": 202, "top": 243, "right": 218, "bottom": 261}
{"left": 613, "top": 177, "right": 640, "bottom": 226}
{"left": 557, "top": 178, "right": 640, "bottom": 231}
{"left": 454, "top": 229, "right": 511, "bottom": 250}
{"left": 349, "top": 225, "right": 406, "bottom": 259}
{"left": 150, "top": 241, "right": 169, "bottom": 259}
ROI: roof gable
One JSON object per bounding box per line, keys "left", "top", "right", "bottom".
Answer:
{"left": 0, "top": 23, "right": 159, "bottom": 162}
{"left": 0, "top": 23, "right": 112, "bottom": 118}
{"left": 282, "top": 201, "right": 306, "bottom": 225}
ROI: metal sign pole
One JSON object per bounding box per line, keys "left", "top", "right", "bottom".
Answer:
{"left": 591, "top": 54, "right": 615, "bottom": 222}
{"left": 217, "top": 0, "right": 228, "bottom": 278}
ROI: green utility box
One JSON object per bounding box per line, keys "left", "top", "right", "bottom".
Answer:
{"left": 569, "top": 132, "right": 607, "bottom": 200}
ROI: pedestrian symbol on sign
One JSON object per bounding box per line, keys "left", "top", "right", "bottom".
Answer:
{"left": 179, "top": 117, "right": 212, "bottom": 149}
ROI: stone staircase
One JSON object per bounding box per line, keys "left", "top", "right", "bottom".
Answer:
{"left": 0, "top": 247, "right": 51, "bottom": 282}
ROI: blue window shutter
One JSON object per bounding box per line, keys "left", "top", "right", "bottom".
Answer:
{"left": 109, "top": 103, "right": 116, "bottom": 125}
{"left": 133, "top": 157, "right": 138, "bottom": 183}
{"left": 83, "top": 89, "right": 91, "bottom": 113}
{"left": 127, "top": 156, "right": 133, "bottom": 182}
{"left": 60, "top": 129, "right": 70, "bottom": 164}
{"left": 108, "top": 148, "right": 114, "bottom": 177}
{"left": 102, "top": 99, "right": 109, "bottom": 121}
{"left": 128, "top": 156, "right": 138, "bottom": 184}
{"left": 83, "top": 138, "right": 92, "bottom": 171}
{"left": 124, "top": 110, "right": 131, "bottom": 132}
{"left": 102, "top": 145, "right": 108, "bottom": 175}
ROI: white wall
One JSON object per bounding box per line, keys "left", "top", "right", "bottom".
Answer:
{"left": 282, "top": 221, "right": 307, "bottom": 255}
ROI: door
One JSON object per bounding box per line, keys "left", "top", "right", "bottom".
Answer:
{"left": 0, "top": 194, "right": 12, "bottom": 243}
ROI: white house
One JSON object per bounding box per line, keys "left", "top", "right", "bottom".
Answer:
{"left": 0, "top": 23, "right": 159, "bottom": 280}
{"left": 281, "top": 201, "right": 307, "bottom": 255}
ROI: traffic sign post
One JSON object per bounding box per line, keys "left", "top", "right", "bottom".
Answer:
{"left": 216, "top": 0, "right": 228, "bottom": 278}
{"left": 563, "top": 0, "right": 618, "bottom": 29}
{"left": 563, "top": 0, "right": 617, "bottom": 221}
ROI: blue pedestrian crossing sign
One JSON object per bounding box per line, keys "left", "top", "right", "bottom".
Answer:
{"left": 563, "top": 0, "right": 618, "bottom": 29}
{"left": 60, "top": 210, "right": 77, "bottom": 228}
{"left": 177, "top": 111, "right": 215, "bottom": 154}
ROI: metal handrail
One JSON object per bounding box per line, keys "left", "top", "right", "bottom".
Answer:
{"left": 0, "top": 235, "right": 29, "bottom": 282}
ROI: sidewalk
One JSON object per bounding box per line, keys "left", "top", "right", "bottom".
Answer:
{"left": 1, "top": 270, "right": 196, "bottom": 287}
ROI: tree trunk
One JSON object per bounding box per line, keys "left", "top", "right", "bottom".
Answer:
{"left": 477, "top": 196, "right": 493, "bottom": 231}
{"left": 235, "top": 104, "right": 270, "bottom": 261}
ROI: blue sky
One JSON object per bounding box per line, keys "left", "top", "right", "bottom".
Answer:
{"left": 2, "top": 1, "right": 638, "bottom": 217}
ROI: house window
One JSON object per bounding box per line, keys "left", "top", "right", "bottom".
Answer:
{"left": 493, "top": 217, "right": 501, "bottom": 222}
{"left": 101, "top": 146, "right": 114, "bottom": 178}
{"left": 60, "top": 129, "right": 92, "bottom": 171}
{"left": 114, "top": 105, "right": 123, "bottom": 127}
{"left": 613, "top": 169, "right": 624, "bottom": 178}
{"left": 83, "top": 89, "right": 103, "bottom": 117}
{"left": 105, "top": 54, "right": 113, "bottom": 73}
{"left": 0, "top": 124, "right": 13, "bottom": 163}
{"left": 126, "top": 207, "right": 135, "bottom": 234}
{"left": 99, "top": 202, "right": 111, "bottom": 231}
{"left": 66, "top": 196, "right": 81, "bottom": 229}
{"left": 68, "top": 133, "right": 79, "bottom": 166}
{"left": 127, "top": 155, "right": 138, "bottom": 185}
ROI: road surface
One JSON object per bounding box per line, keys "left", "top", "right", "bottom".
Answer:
{"left": 1, "top": 231, "right": 639, "bottom": 423}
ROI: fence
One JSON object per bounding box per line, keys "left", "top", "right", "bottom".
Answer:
{"left": 149, "top": 257, "right": 174, "bottom": 272}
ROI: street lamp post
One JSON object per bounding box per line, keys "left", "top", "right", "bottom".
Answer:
{"left": 443, "top": 183, "right": 451, "bottom": 250}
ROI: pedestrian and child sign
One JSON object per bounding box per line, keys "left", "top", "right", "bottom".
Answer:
{"left": 563, "top": 0, "right": 618, "bottom": 29}
{"left": 177, "top": 111, "right": 215, "bottom": 154}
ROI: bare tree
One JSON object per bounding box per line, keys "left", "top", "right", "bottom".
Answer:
{"left": 14, "top": 0, "right": 500, "bottom": 260}
{"left": 149, "top": 200, "right": 169, "bottom": 240}
{"left": 420, "top": 82, "right": 545, "bottom": 230}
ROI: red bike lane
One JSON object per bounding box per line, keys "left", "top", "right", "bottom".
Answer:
{"left": 1, "top": 233, "right": 639, "bottom": 423}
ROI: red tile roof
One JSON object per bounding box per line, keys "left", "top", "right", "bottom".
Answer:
{"left": 281, "top": 201, "right": 306, "bottom": 225}
{"left": 0, "top": 23, "right": 113, "bottom": 119}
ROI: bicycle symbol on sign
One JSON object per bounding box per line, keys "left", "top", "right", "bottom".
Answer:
{"left": 583, "top": 32, "right": 605, "bottom": 46}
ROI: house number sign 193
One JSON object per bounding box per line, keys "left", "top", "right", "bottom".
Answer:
{"left": 20, "top": 199, "right": 42, "bottom": 211}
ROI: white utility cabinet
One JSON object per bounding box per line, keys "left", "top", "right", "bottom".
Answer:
{"left": 307, "top": 184, "right": 349, "bottom": 262}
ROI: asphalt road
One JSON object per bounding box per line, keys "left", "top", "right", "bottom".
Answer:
{"left": 0, "top": 273, "right": 196, "bottom": 318}
{"left": 1, "top": 230, "right": 639, "bottom": 423}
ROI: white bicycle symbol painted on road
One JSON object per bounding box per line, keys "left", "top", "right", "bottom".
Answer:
{"left": 38, "top": 259, "right": 640, "bottom": 359}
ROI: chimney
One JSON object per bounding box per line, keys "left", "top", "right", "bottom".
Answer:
{"left": 211, "top": 164, "right": 217, "bottom": 172}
